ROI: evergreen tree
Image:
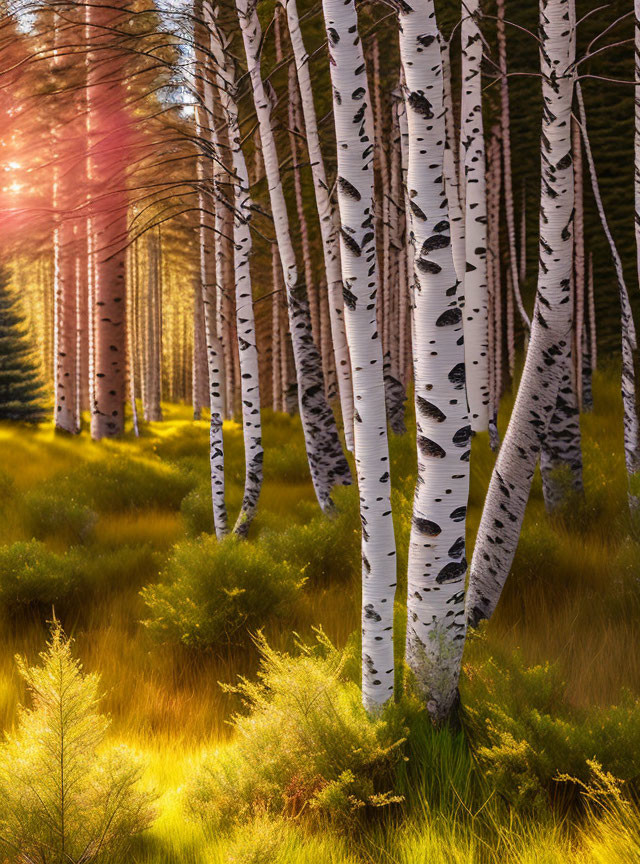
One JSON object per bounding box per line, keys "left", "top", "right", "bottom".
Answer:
{"left": 0, "top": 266, "right": 46, "bottom": 423}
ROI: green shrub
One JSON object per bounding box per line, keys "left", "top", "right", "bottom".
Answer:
{"left": 50, "top": 455, "right": 195, "bottom": 513}
{"left": 141, "top": 535, "right": 304, "bottom": 648}
{"left": 0, "top": 541, "right": 156, "bottom": 614}
{"left": 23, "top": 487, "right": 97, "bottom": 543}
{"left": 0, "top": 540, "right": 79, "bottom": 610}
{"left": 262, "top": 494, "right": 360, "bottom": 583}
{"left": 462, "top": 637, "right": 640, "bottom": 812}
{"left": 0, "top": 621, "right": 154, "bottom": 863}
{"left": 181, "top": 482, "right": 214, "bottom": 536}
{"left": 186, "top": 632, "right": 405, "bottom": 826}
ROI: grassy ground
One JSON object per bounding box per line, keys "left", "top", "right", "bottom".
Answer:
{"left": 0, "top": 369, "right": 639, "bottom": 862}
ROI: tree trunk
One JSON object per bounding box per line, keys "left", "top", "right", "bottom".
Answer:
{"left": 53, "top": 15, "right": 79, "bottom": 435}
{"left": 497, "top": 0, "right": 530, "bottom": 334}
{"left": 577, "top": 82, "right": 640, "bottom": 509}
{"left": 487, "top": 129, "right": 502, "bottom": 452}
{"left": 281, "top": 0, "right": 354, "bottom": 450}
{"left": 144, "top": 231, "right": 163, "bottom": 422}
{"left": 466, "top": 0, "right": 576, "bottom": 627}
{"left": 236, "top": 0, "right": 351, "bottom": 513}
{"left": 208, "top": 5, "right": 263, "bottom": 536}
{"left": 86, "top": 0, "right": 129, "bottom": 440}
{"left": 572, "top": 116, "right": 585, "bottom": 410}
{"left": 321, "top": 0, "right": 396, "bottom": 711}
{"left": 460, "top": 0, "right": 490, "bottom": 432}
{"left": 399, "top": 0, "right": 470, "bottom": 724}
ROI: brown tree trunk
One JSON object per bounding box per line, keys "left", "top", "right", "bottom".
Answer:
{"left": 87, "top": 0, "right": 129, "bottom": 439}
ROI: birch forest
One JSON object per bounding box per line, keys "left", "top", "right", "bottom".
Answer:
{"left": 0, "top": 0, "right": 639, "bottom": 860}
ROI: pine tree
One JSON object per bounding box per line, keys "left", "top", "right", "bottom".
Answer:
{"left": 0, "top": 267, "right": 46, "bottom": 423}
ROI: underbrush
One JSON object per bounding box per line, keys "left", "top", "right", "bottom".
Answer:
{"left": 463, "top": 635, "right": 640, "bottom": 813}
{"left": 142, "top": 536, "right": 304, "bottom": 649}
{"left": 187, "top": 632, "right": 406, "bottom": 827}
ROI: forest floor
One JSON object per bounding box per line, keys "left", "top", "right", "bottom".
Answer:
{"left": 0, "top": 369, "right": 639, "bottom": 863}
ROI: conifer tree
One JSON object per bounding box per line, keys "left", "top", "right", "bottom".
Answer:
{"left": 0, "top": 267, "right": 46, "bottom": 423}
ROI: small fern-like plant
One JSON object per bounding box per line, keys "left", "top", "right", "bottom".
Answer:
{"left": 0, "top": 620, "right": 154, "bottom": 863}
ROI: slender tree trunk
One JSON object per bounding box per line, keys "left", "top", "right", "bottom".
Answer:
{"left": 399, "top": 0, "right": 470, "bottom": 724}
{"left": 281, "top": 0, "right": 354, "bottom": 449}
{"left": 52, "top": 15, "right": 79, "bottom": 434}
{"left": 460, "top": 0, "right": 489, "bottom": 432}
{"left": 196, "top": 4, "right": 228, "bottom": 537}
{"left": 321, "top": 0, "right": 396, "bottom": 711}
{"left": 208, "top": 4, "right": 263, "bottom": 536}
{"left": 572, "top": 116, "right": 585, "bottom": 410}
{"left": 236, "top": 0, "right": 351, "bottom": 513}
{"left": 125, "top": 241, "right": 139, "bottom": 437}
{"left": 466, "top": 0, "right": 576, "bottom": 626}
{"left": 582, "top": 252, "right": 595, "bottom": 411}
{"left": 577, "top": 82, "right": 640, "bottom": 509}
{"left": 370, "top": 35, "right": 406, "bottom": 436}
{"left": 487, "top": 129, "right": 502, "bottom": 452}
{"left": 192, "top": 277, "right": 208, "bottom": 420}
{"left": 497, "top": 0, "right": 530, "bottom": 334}
{"left": 144, "top": 231, "right": 163, "bottom": 422}
{"left": 271, "top": 245, "right": 282, "bottom": 412}
{"left": 86, "top": 0, "right": 129, "bottom": 440}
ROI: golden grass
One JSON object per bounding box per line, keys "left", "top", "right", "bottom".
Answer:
{"left": 0, "top": 372, "right": 637, "bottom": 862}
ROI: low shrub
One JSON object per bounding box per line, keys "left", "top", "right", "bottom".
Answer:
{"left": 23, "top": 487, "right": 97, "bottom": 543}
{"left": 0, "top": 541, "right": 156, "bottom": 614}
{"left": 49, "top": 455, "right": 195, "bottom": 513}
{"left": 462, "top": 637, "right": 640, "bottom": 812}
{"left": 0, "top": 540, "right": 79, "bottom": 610}
{"left": 181, "top": 482, "right": 214, "bottom": 536}
{"left": 186, "top": 632, "right": 405, "bottom": 826}
{"left": 262, "top": 493, "right": 360, "bottom": 584}
{"left": 0, "top": 622, "right": 154, "bottom": 863}
{"left": 141, "top": 535, "right": 304, "bottom": 648}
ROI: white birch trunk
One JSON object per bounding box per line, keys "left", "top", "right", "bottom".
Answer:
{"left": 577, "top": 82, "right": 640, "bottom": 509}
{"left": 196, "top": 51, "right": 228, "bottom": 537}
{"left": 466, "top": 0, "right": 576, "bottom": 626}
{"left": 321, "top": 0, "right": 397, "bottom": 711}
{"left": 460, "top": 0, "right": 489, "bottom": 432}
{"left": 208, "top": 4, "right": 263, "bottom": 536}
{"left": 281, "top": 0, "right": 354, "bottom": 450}
{"left": 236, "top": 0, "right": 352, "bottom": 512}
{"left": 399, "top": 0, "right": 470, "bottom": 724}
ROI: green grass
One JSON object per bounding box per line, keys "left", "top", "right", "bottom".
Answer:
{"left": 0, "top": 370, "right": 638, "bottom": 861}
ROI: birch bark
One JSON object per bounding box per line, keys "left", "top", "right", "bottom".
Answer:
{"left": 280, "top": 0, "right": 355, "bottom": 450}
{"left": 460, "top": 0, "right": 489, "bottom": 432}
{"left": 466, "top": 0, "right": 576, "bottom": 625}
{"left": 399, "top": 0, "right": 471, "bottom": 723}
{"left": 236, "top": 0, "right": 351, "bottom": 513}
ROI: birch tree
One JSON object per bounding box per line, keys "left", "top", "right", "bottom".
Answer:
{"left": 321, "top": 0, "right": 396, "bottom": 711}
{"left": 460, "top": 0, "right": 489, "bottom": 432}
{"left": 280, "top": 0, "right": 354, "bottom": 450}
{"left": 399, "top": 0, "right": 470, "bottom": 724}
{"left": 577, "top": 82, "right": 640, "bottom": 510}
{"left": 235, "top": 0, "right": 352, "bottom": 513}
{"left": 207, "top": 2, "right": 263, "bottom": 536}
{"left": 87, "top": 0, "right": 129, "bottom": 440}
{"left": 195, "top": 2, "right": 228, "bottom": 538}
{"left": 466, "top": 0, "right": 576, "bottom": 626}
